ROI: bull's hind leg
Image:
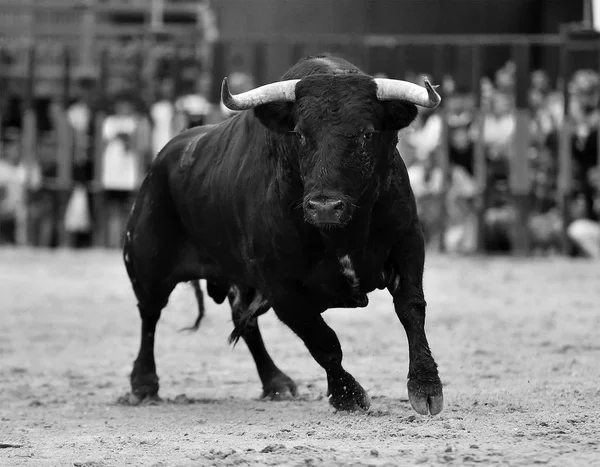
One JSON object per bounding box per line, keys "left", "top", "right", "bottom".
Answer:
{"left": 228, "top": 286, "right": 297, "bottom": 399}
{"left": 122, "top": 176, "right": 201, "bottom": 404}
{"left": 388, "top": 223, "right": 443, "bottom": 415}
{"left": 123, "top": 232, "right": 177, "bottom": 404}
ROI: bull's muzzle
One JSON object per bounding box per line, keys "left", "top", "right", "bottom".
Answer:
{"left": 305, "top": 197, "right": 347, "bottom": 227}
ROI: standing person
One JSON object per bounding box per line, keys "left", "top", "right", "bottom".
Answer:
{"left": 150, "top": 77, "right": 178, "bottom": 158}
{"left": 566, "top": 70, "right": 600, "bottom": 258}
{"left": 65, "top": 74, "right": 96, "bottom": 247}
{"left": 0, "top": 130, "right": 42, "bottom": 245}
{"left": 100, "top": 93, "right": 146, "bottom": 248}
{"left": 175, "top": 72, "right": 214, "bottom": 129}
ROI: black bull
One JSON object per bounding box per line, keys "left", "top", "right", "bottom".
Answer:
{"left": 123, "top": 54, "right": 444, "bottom": 415}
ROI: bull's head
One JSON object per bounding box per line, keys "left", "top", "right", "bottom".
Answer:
{"left": 221, "top": 71, "right": 440, "bottom": 228}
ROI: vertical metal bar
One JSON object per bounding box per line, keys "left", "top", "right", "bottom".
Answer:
{"left": 437, "top": 105, "right": 450, "bottom": 253}
{"left": 597, "top": 42, "right": 600, "bottom": 177}
{"left": 210, "top": 40, "right": 227, "bottom": 105}
{"left": 433, "top": 44, "right": 445, "bottom": 85}
{"left": 471, "top": 43, "right": 487, "bottom": 254}
{"left": 80, "top": 0, "right": 97, "bottom": 71}
{"left": 57, "top": 45, "right": 73, "bottom": 247}
{"left": 557, "top": 33, "right": 572, "bottom": 254}
{"left": 150, "top": 0, "right": 165, "bottom": 31}
{"left": 19, "top": 42, "right": 36, "bottom": 247}
{"left": 290, "top": 43, "right": 304, "bottom": 68}
{"left": 0, "top": 42, "right": 5, "bottom": 160}
{"left": 509, "top": 41, "right": 531, "bottom": 256}
{"left": 93, "top": 46, "right": 108, "bottom": 247}
{"left": 170, "top": 40, "right": 182, "bottom": 96}
{"left": 253, "top": 41, "right": 267, "bottom": 86}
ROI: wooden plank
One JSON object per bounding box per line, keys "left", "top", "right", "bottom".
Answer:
{"left": 437, "top": 107, "right": 450, "bottom": 253}
{"left": 509, "top": 42, "right": 531, "bottom": 256}
{"left": 56, "top": 45, "right": 73, "bottom": 248}
{"left": 289, "top": 43, "right": 304, "bottom": 67}
{"left": 210, "top": 41, "right": 228, "bottom": 104}
{"left": 471, "top": 43, "right": 487, "bottom": 254}
{"left": 17, "top": 43, "right": 36, "bottom": 247}
{"left": 92, "top": 47, "right": 108, "bottom": 247}
{"left": 557, "top": 34, "right": 573, "bottom": 254}
{"left": 510, "top": 110, "right": 531, "bottom": 256}
{"left": 253, "top": 42, "right": 268, "bottom": 86}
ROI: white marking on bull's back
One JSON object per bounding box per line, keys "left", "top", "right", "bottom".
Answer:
{"left": 339, "top": 254, "right": 360, "bottom": 290}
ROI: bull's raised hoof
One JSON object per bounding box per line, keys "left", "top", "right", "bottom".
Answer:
{"left": 261, "top": 373, "right": 298, "bottom": 400}
{"left": 327, "top": 372, "right": 370, "bottom": 411}
{"left": 407, "top": 378, "right": 444, "bottom": 416}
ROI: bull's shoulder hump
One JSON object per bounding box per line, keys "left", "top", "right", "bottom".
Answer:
{"left": 177, "top": 124, "right": 219, "bottom": 171}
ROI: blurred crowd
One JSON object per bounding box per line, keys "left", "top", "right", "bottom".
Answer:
{"left": 1, "top": 59, "right": 600, "bottom": 259}
{"left": 398, "top": 64, "right": 600, "bottom": 259}
{"left": 0, "top": 61, "right": 255, "bottom": 248}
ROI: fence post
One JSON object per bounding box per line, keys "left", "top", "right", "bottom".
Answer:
{"left": 19, "top": 42, "right": 37, "bottom": 247}
{"left": 557, "top": 33, "right": 572, "bottom": 254}
{"left": 289, "top": 43, "right": 305, "bottom": 67}
{"left": 436, "top": 44, "right": 450, "bottom": 253}
{"left": 471, "top": 43, "right": 487, "bottom": 254}
{"left": 210, "top": 40, "right": 227, "bottom": 105}
{"left": 510, "top": 41, "right": 532, "bottom": 256}
{"left": 56, "top": 44, "right": 73, "bottom": 248}
{"left": 93, "top": 47, "right": 108, "bottom": 247}
{"left": 253, "top": 42, "right": 267, "bottom": 86}
{"left": 0, "top": 43, "right": 5, "bottom": 240}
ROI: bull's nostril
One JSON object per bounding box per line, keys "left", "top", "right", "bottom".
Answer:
{"left": 307, "top": 200, "right": 318, "bottom": 211}
{"left": 331, "top": 200, "right": 344, "bottom": 212}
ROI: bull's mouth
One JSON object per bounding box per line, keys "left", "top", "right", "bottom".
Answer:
{"left": 306, "top": 218, "right": 349, "bottom": 229}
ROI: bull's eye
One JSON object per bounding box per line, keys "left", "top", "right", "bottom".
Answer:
{"left": 362, "top": 131, "right": 377, "bottom": 141}
{"left": 292, "top": 131, "right": 306, "bottom": 145}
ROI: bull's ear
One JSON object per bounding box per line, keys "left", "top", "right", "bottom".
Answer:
{"left": 253, "top": 102, "right": 296, "bottom": 133}
{"left": 381, "top": 102, "right": 419, "bottom": 131}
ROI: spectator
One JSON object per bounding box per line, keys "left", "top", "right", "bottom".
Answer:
{"left": 527, "top": 72, "right": 562, "bottom": 254}
{"left": 0, "top": 130, "right": 42, "bottom": 245}
{"left": 150, "top": 77, "right": 185, "bottom": 159}
{"left": 566, "top": 70, "right": 600, "bottom": 257}
{"left": 446, "top": 86, "right": 476, "bottom": 175}
{"left": 176, "top": 72, "right": 214, "bottom": 129}
{"left": 479, "top": 89, "right": 517, "bottom": 252}
{"left": 65, "top": 74, "right": 96, "bottom": 247}
{"left": 100, "top": 93, "right": 148, "bottom": 248}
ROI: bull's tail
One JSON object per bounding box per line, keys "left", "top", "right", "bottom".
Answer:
{"left": 228, "top": 289, "right": 271, "bottom": 346}
{"left": 179, "top": 280, "right": 230, "bottom": 332}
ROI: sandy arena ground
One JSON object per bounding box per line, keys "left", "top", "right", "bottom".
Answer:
{"left": 1, "top": 248, "right": 599, "bottom": 466}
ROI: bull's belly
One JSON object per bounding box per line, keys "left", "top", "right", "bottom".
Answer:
{"left": 303, "top": 255, "right": 389, "bottom": 310}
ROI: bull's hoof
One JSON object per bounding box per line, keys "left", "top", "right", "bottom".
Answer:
{"left": 130, "top": 371, "right": 160, "bottom": 402}
{"left": 328, "top": 373, "right": 371, "bottom": 412}
{"left": 407, "top": 378, "right": 444, "bottom": 415}
{"left": 117, "top": 392, "right": 162, "bottom": 406}
{"left": 261, "top": 374, "right": 298, "bottom": 400}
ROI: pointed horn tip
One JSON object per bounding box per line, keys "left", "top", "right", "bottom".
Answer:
{"left": 423, "top": 78, "right": 442, "bottom": 107}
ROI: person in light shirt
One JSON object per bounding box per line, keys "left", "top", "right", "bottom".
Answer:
{"left": 0, "top": 132, "right": 42, "bottom": 244}
{"left": 150, "top": 77, "right": 178, "bottom": 158}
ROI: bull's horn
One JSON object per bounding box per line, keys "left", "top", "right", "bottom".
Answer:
{"left": 221, "top": 77, "right": 300, "bottom": 111}
{"left": 374, "top": 77, "right": 441, "bottom": 108}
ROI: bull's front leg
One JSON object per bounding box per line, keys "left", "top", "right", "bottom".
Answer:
{"left": 272, "top": 290, "right": 370, "bottom": 411}
{"left": 388, "top": 223, "right": 443, "bottom": 415}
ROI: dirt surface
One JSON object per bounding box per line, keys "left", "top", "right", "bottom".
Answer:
{"left": 1, "top": 248, "right": 599, "bottom": 466}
